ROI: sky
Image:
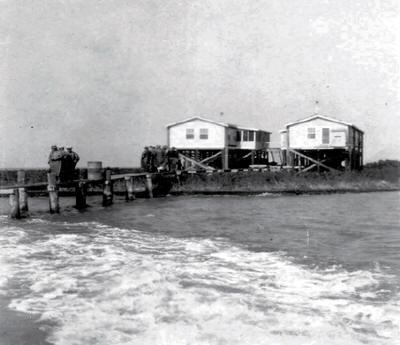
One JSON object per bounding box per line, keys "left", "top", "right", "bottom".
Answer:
{"left": 0, "top": 0, "right": 399, "bottom": 168}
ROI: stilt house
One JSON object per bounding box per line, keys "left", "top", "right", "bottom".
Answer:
{"left": 166, "top": 116, "right": 271, "bottom": 170}
{"left": 280, "top": 115, "right": 364, "bottom": 171}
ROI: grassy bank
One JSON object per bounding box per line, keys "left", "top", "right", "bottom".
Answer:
{"left": 1, "top": 162, "right": 399, "bottom": 195}
{"left": 171, "top": 165, "right": 400, "bottom": 194}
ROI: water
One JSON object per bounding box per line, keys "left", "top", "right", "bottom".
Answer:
{"left": 0, "top": 192, "right": 399, "bottom": 345}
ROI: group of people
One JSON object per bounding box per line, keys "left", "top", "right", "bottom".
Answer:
{"left": 48, "top": 145, "right": 80, "bottom": 181}
{"left": 141, "top": 146, "right": 181, "bottom": 172}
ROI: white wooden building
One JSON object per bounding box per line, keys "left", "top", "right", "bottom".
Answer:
{"left": 166, "top": 116, "right": 271, "bottom": 169}
{"left": 280, "top": 115, "right": 364, "bottom": 170}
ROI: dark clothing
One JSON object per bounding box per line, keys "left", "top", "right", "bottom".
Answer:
{"left": 167, "top": 149, "right": 180, "bottom": 171}
{"left": 65, "top": 151, "right": 80, "bottom": 180}
{"left": 59, "top": 150, "right": 80, "bottom": 181}
{"left": 69, "top": 151, "right": 80, "bottom": 165}
{"left": 149, "top": 149, "right": 158, "bottom": 172}
{"left": 141, "top": 152, "right": 148, "bottom": 170}
{"left": 155, "top": 149, "right": 163, "bottom": 169}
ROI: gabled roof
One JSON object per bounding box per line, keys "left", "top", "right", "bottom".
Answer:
{"left": 166, "top": 116, "right": 271, "bottom": 133}
{"left": 284, "top": 115, "right": 363, "bottom": 133}
{"left": 166, "top": 116, "right": 229, "bottom": 128}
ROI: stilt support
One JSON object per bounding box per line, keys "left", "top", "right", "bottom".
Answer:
{"left": 47, "top": 173, "right": 60, "bottom": 214}
{"left": 75, "top": 181, "right": 87, "bottom": 210}
{"left": 9, "top": 188, "right": 21, "bottom": 219}
{"left": 125, "top": 176, "right": 135, "bottom": 201}
{"left": 102, "top": 169, "right": 113, "bottom": 206}
{"left": 17, "top": 170, "right": 28, "bottom": 215}
{"left": 145, "top": 174, "right": 153, "bottom": 198}
{"left": 222, "top": 147, "right": 229, "bottom": 170}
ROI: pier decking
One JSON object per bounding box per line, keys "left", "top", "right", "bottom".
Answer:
{"left": 0, "top": 168, "right": 156, "bottom": 219}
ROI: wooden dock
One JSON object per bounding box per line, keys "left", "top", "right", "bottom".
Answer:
{"left": 0, "top": 167, "right": 156, "bottom": 219}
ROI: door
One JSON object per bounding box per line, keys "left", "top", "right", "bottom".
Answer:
{"left": 322, "top": 128, "right": 330, "bottom": 144}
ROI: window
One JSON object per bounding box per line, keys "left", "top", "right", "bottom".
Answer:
{"left": 241, "top": 130, "right": 254, "bottom": 142}
{"left": 236, "top": 131, "right": 241, "bottom": 141}
{"left": 200, "top": 128, "right": 208, "bottom": 140}
{"left": 249, "top": 131, "right": 254, "bottom": 141}
{"left": 322, "top": 128, "right": 330, "bottom": 144}
{"left": 186, "top": 128, "right": 194, "bottom": 139}
{"left": 307, "top": 128, "right": 316, "bottom": 139}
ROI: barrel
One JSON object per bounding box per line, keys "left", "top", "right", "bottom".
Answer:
{"left": 87, "top": 161, "right": 103, "bottom": 180}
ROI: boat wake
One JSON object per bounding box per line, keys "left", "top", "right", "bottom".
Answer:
{"left": 0, "top": 218, "right": 399, "bottom": 345}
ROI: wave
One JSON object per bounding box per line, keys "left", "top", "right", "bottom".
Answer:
{"left": 0, "top": 221, "right": 399, "bottom": 345}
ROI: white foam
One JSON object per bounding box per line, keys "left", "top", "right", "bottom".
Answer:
{"left": 0, "top": 222, "right": 399, "bottom": 345}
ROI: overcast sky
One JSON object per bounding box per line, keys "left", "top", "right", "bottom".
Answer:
{"left": 0, "top": 0, "right": 399, "bottom": 168}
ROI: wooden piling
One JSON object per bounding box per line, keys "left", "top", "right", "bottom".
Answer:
{"left": 9, "top": 188, "right": 21, "bottom": 219}
{"left": 124, "top": 176, "right": 135, "bottom": 201}
{"left": 17, "top": 170, "right": 28, "bottom": 214}
{"left": 145, "top": 174, "right": 153, "bottom": 198}
{"left": 75, "top": 181, "right": 87, "bottom": 210}
{"left": 222, "top": 147, "right": 229, "bottom": 170}
{"left": 47, "top": 173, "right": 59, "bottom": 214}
{"left": 102, "top": 168, "right": 113, "bottom": 206}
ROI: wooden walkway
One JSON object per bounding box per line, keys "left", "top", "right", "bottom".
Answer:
{"left": 1, "top": 170, "right": 156, "bottom": 219}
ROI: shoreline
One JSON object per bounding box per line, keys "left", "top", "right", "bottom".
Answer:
{"left": 1, "top": 165, "right": 399, "bottom": 198}
{"left": 0, "top": 187, "right": 398, "bottom": 199}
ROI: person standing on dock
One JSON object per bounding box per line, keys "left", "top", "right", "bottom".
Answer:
{"left": 67, "top": 147, "right": 80, "bottom": 167}
{"left": 48, "top": 145, "right": 63, "bottom": 179}
{"left": 141, "top": 147, "right": 148, "bottom": 170}
{"left": 64, "top": 147, "right": 80, "bottom": 180}
{"left": 155, "top": 145, "right": 164, "bottom": 172}
{"left": 160, "top": 145, "right": 169, "bottom": 171}
{"left": 58, "top": 147, "right": 69, "bottom": 181}
{"left": 149, "top": 146, "right": 157, "bottom": 172}
{"left": 167, "top": 147, "right": 180, "bottom": 172}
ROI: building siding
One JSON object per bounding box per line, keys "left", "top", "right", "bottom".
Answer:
{"left": 288, "top": 118, "right": 349, "bottom": 149}
{"left": 168, "top": 119, "right": 226, "bottom": 149}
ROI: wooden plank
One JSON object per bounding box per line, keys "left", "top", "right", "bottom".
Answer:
{"left": 111, "top": 172, "right": 148, "bottom": 180}
{"left": 0, "top": 181, "right": 49, "bottom": 189}
{"left": 288, "top": 149, "right": 338, "bottom": 172}
{"left": 297, "top": 159, "right": 328, "bottom": 174}
{"left": 240, "top": 151, "right": 253, "bottom": 159}
{"left": 0, "top": 177, "right": 104, "bottom": 190}
{"left": 199, "top": 151, "right": 221, "bottom": 164}
{"left": 179, "top": 153, "right": 215, "bottom": 171}
{"left": 0, "top": 189, "right": 14, "bottom": 195}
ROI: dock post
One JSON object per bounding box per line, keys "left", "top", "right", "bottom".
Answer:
{"left": 17, "top": 170, "right": 28, "bottom": 214}
{"left": 75, "top": 181, "right": 87, "bottom": 210}
{"left": 222, "top": 147, "right": 229, "bottom": 170}
{"left": 125, "top": 176, "right": 135, "bottom": 201}
{"left": 102, "top": 168, "right": 113, "bottom": 206}
{"left": 145, "top": 174, "right": 153, "bottom": 198}
{"left": 47, "top": 173, "right": 60, "bottom": 214}
{"left": 9, "top": 188, "right": 21, "bottom": 219}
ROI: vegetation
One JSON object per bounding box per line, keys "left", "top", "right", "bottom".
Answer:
{"left": 0, "top": 161, "right": 399, "bottom": 195}
{"left": 171, "top": 162, "right": 400, "bottom": 194}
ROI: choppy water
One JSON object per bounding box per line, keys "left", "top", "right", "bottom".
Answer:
{"left": 0, "top": 192, "right": 399, "bottom": 345}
